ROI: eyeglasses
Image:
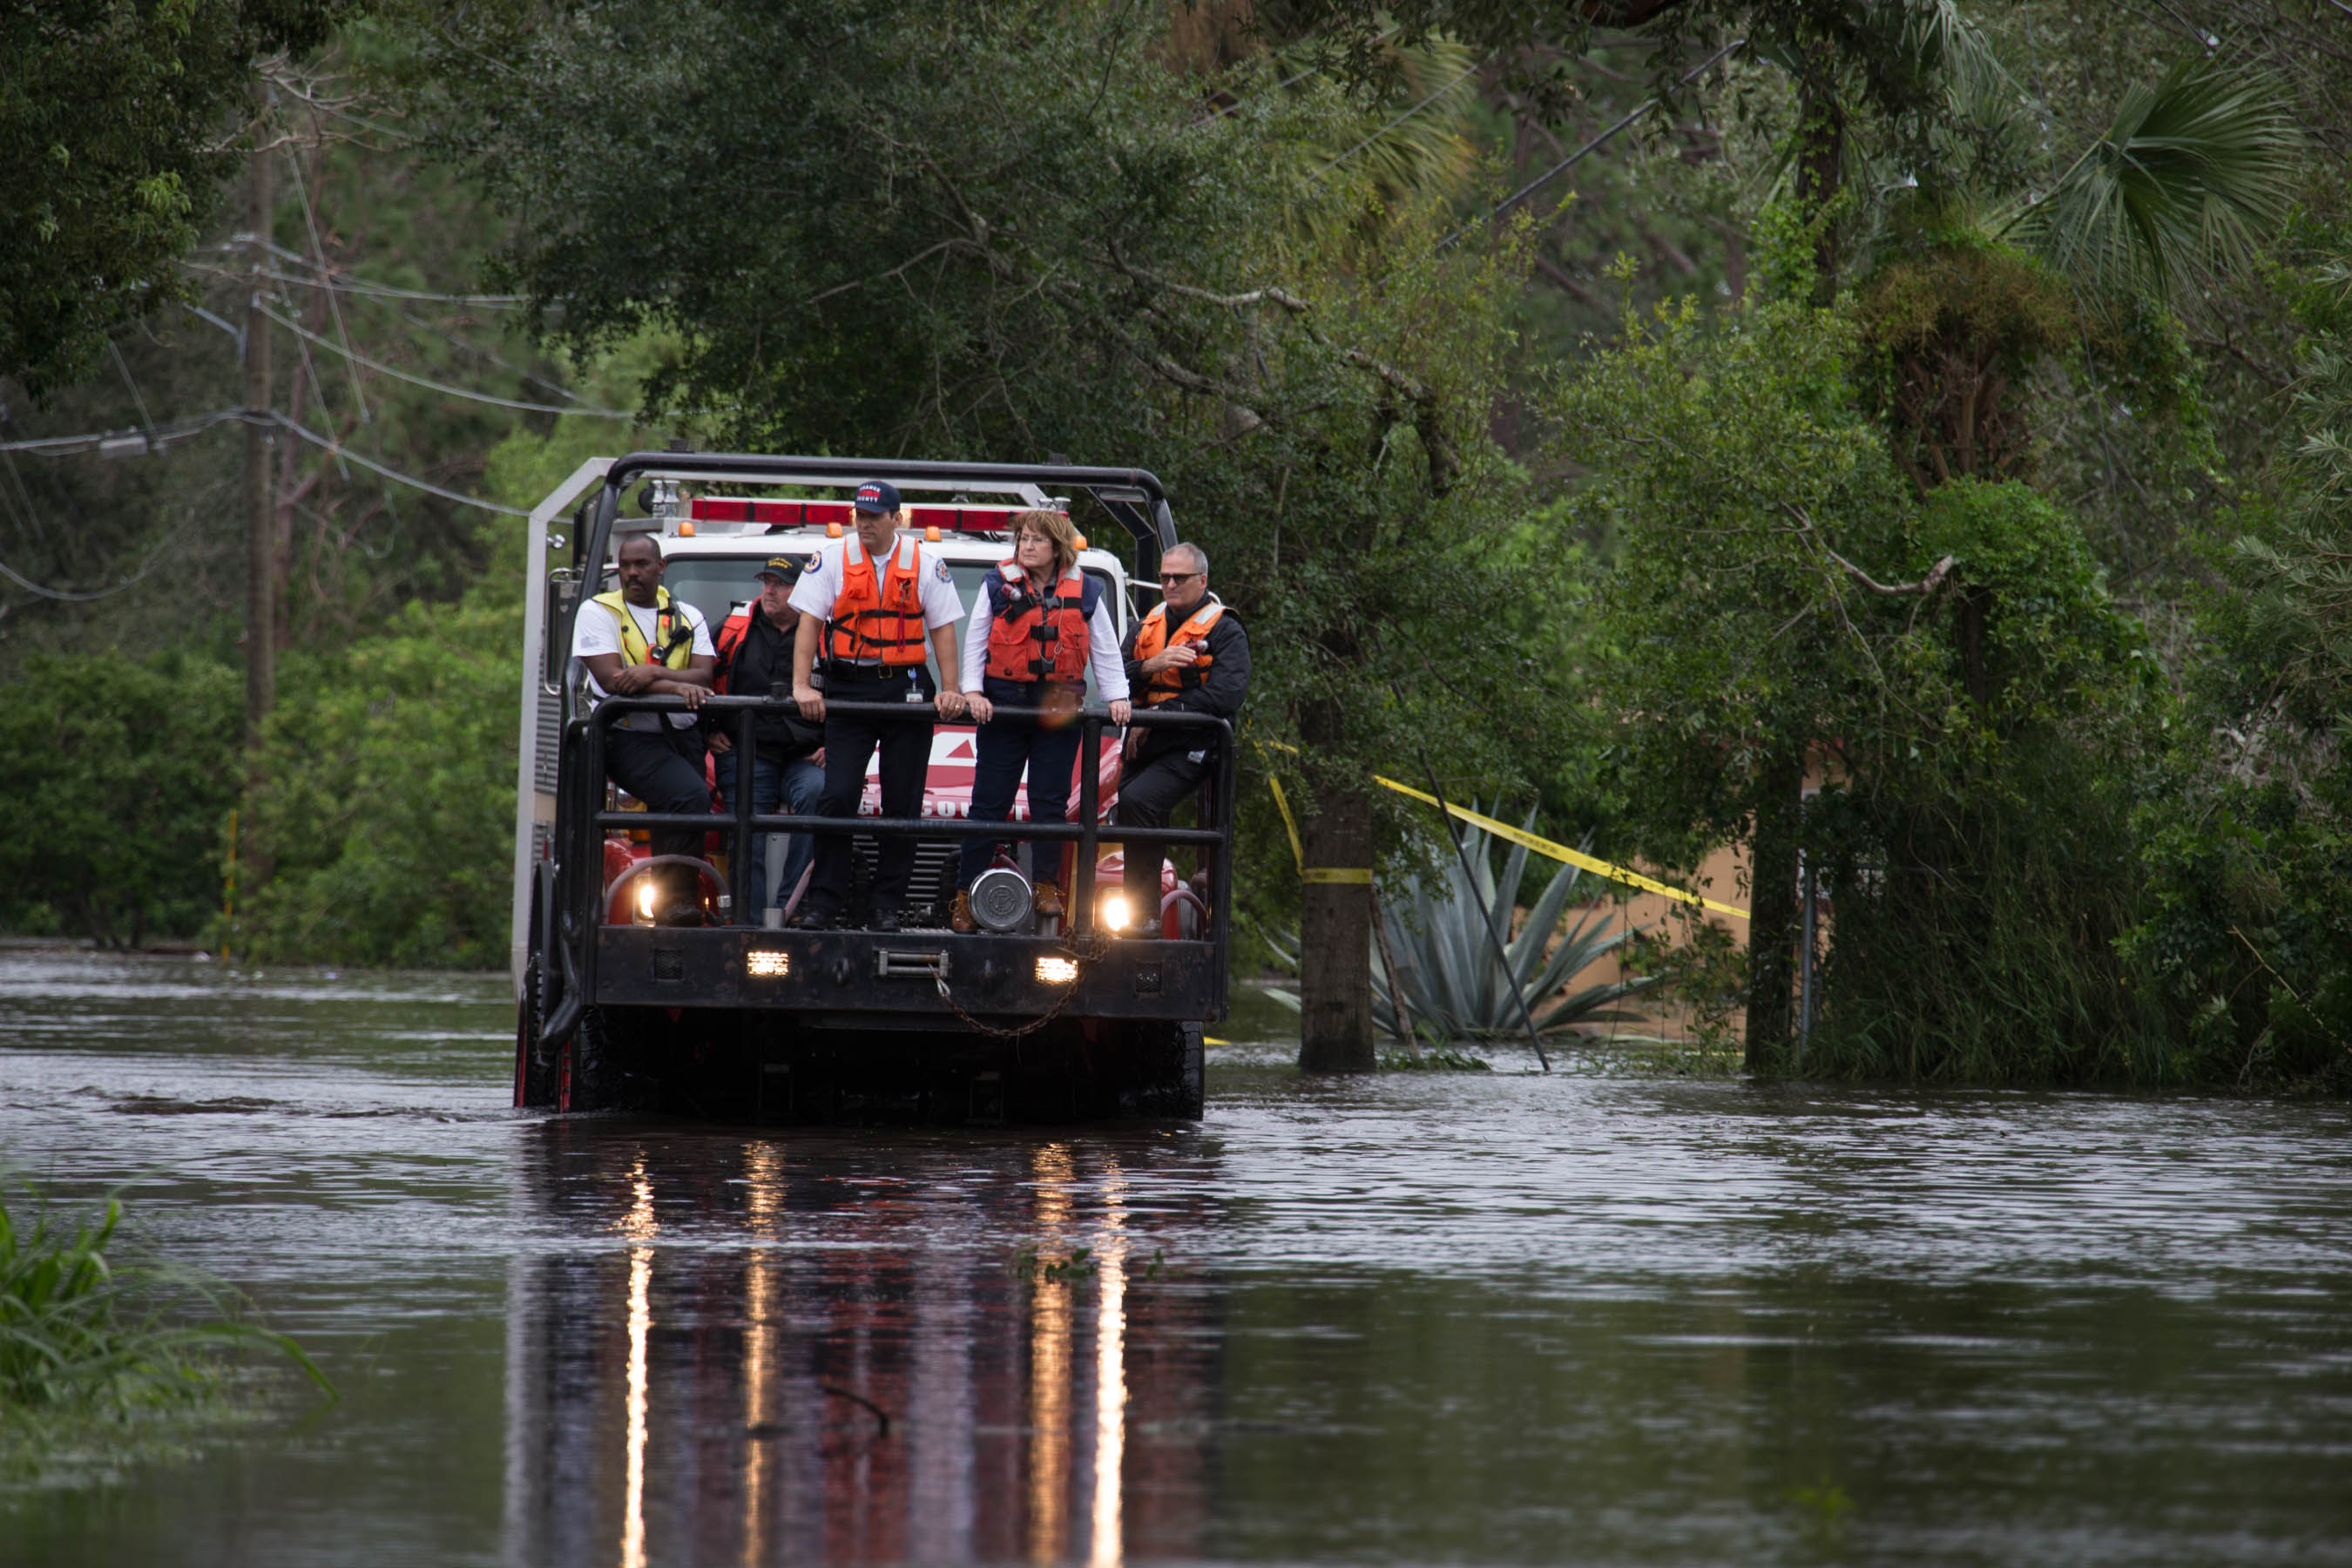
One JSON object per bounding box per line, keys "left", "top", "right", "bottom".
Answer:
{"left": 1159, "top": 571, "right": 1201, "bottom": 584}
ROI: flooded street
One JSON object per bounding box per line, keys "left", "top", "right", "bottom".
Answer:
{"left": 3, "top": 950, "right": 2350, "bottom": 1565}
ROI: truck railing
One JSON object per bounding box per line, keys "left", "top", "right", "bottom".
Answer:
{"left": 560, "top": 694, "right": 1236, "bottom": 965}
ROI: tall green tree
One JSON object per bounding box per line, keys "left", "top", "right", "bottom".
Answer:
{"left": 1555, "top": 292, "right": 2164, "bottom": 1079}
{"left": 402, "top": 0, "right": 1558, "bottom": 1067}
{"left": 2, "top": 0, "right": 345, "bottom": 398}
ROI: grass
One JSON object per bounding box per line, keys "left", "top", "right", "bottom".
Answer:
{"left": 0, "top": 1187, "right": 330, "bottom": 1487}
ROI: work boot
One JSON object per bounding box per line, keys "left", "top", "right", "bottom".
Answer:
{"left": 790, "top": 904, "right": 838, "bottom": 930}
{"left": 1033, "top": 881, "right": 1064, "bottom": 919}
{"left": 950, "top": 891, "right": 977, "bottom": 934}
{"left": 871, "top": 908, "right": 902, "bottom": 935}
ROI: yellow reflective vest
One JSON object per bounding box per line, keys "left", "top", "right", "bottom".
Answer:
{"left": 590, "top": 587, "right": 696, "bottom": 669}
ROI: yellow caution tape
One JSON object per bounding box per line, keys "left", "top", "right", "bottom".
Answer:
{"left": 1267, "top": 774, "right": 1307, "bottom": 873}
{"left": 1266, "top": 772, "right": 1374, "bottom": 886}
{"left": 1371, "top": 775, "right": 1748, "bottom": 920}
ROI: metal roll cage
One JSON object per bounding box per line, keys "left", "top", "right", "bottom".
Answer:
{"left": 545, "top": 696, "right": 1236, "bottom": 1040}
{"left": 538, "top": 453, "right": 1218, "bottom": 1049}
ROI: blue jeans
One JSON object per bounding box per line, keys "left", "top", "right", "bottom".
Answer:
{"left": 958, "top": 692, "right": 1085, "bottom": 891}
{"left": 747, "top": 753, "right": 824, "bottom": 921}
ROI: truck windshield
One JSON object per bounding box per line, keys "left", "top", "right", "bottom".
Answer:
{"left": 651, "top": 555, "right": 1120, "bottom": 700}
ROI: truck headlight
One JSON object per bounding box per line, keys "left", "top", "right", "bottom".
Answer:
{"left": 1100, "top": 892, "right": 1132, "bottom": 932}
{"left": 633, "top": 881, "right": 657, "bottom": 926}
{"left": 1035, "top": 956, "right": 1078, "bottom": 985}
{"left": 746, "top": 950, "right": 789, "bottom": 977}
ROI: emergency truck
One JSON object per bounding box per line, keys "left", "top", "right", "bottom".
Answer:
{"left": 510, "top": 453, "right": 1233, "bottom": 1122}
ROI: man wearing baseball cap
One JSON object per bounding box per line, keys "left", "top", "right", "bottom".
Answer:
{"left": 787, "top": 479, "right": 969, "bottom": 930}
{"left": 709, "top": 553, "right": 825, "bottom": 923}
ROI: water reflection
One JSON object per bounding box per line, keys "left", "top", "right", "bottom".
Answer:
{"left": 501, "top": 1125, "right": 1216, "bottom": 1566}
{"left": 7, "top": 955, "right": 2351, "bottom": 1567}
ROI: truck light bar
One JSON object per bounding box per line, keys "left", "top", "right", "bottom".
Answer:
{"left": 685, "top": 498, "right": 1051, "bottom": 531}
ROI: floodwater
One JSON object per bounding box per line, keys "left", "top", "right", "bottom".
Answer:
{"left": 2, "top": 952, "right": 2349, "bottom": 1566}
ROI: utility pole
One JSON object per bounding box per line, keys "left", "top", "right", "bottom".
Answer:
{"left": 242, "top": 89, "right": 274, "bottom": 758}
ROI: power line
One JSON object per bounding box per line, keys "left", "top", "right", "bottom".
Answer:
{"left": 185, "top": 243, "right": 528, "bottom": 306}
{"left": 0, "top": 534, "right": 178, "bottom": 602}
{"left": 283, "top": 144, "right": 373, "bottom": 431}
{"left": 0, "top": 409, "right": 248, "bottom": 456}
{"left": 270, "top": 411, "right": 528, "bottom": 516}
{"left": 109, "top": 341, "right": 158, "bottom": 438}
{"left": 0, "top": 404, "right": 528, "bottom": 516}
{"left": 255, "top": 302, "right": 633, "bottom": 417}
{"left": 253, "top": 241, "right": 530, "bottom": 306}
{"left": 1315, "top": 55, "right": 1490, "bottom": 180}
{"left": 375, "top": 298, "right": 601, "bottom": 404}
{"left": 1436, "top": 37, "right": 1747, "bottom": 252}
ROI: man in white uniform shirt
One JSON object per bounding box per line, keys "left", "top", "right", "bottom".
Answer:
{"left": 571, "top": 531, "right": 717, "bottom": 923}
{"left": 787, "top": 479, "right": 968, "bottom": 931}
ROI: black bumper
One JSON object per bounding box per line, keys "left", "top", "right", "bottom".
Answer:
{"left": 590, "top": 925, "right": 1222, "bottom": 1022}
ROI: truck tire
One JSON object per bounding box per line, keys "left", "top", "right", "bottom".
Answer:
{"left": 559, "top": 1007, "right": 612, "bottom": 1113}
{"left": 1132, "top": 1020, "right": 1205, "bottom": 1119}
{"left": 514, "top": 956, "right": 561, "bottom": 1109}
{"left": 1175, "top": 1020, "right": 1205, "bottom": 1118}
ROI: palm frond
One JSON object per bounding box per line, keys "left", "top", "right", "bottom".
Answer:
{"left": 2015, "top": 59, "right": 2297, "bottom": 298}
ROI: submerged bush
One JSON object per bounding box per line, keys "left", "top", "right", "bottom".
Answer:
{"left": 0, "top": 1189, "right": 328, "bottom": 1484}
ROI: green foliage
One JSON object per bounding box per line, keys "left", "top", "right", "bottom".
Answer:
{"left": 0, "top": 649, "right": 240, "bottom": 945}
{"left": 2121, "top": 308, "right": 2352, "bottom": 1092}
{"left": 237, "top": 581, "right": 520, "bottom": 968}
{"left": 1558, "top": 294, "right": 2170, "bottom": 1083}
{"left": 1553, "top": 292, "right": 1909, "bottom": 865}
{"left": 1622, "top": 911, "right": 1748, "bottom": 1058}
{"left": 1854, "top": 230, "right": 2073, "bottom": 486}
{"left": 1, "top": 0, "right": 343, "bottom": 397}
{"left": 1373, "top": 811, "right": 1652, "bottom": 1044}
{"left": 0, "top": 1187, "right": 328, "bottom": 1483}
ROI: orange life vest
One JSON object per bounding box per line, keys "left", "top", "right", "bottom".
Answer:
{"left": 826, "top": 534, "right": 929, "bottom": 666}
{"left": 983, "top": 563, "right": 1090, "bottom": 684}
{"left": 1132, "top": 598, "right": 1225, "bottom": 704}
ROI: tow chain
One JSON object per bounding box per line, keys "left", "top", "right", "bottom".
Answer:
{"left": 931, "top": 935, "right": 1108, "bottom": 1039}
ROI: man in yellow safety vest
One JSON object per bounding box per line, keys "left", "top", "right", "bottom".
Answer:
{"left": 572, "top": 531, "right": 718, "bottom": 923}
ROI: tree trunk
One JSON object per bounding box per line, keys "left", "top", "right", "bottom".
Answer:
{"left": 1794, "top": 77, "right": 1845, "bottom": 303}
{"left": 1298, "top": 774, "right": 1376, "bottom": 1073}
{"left": 1744, "top": 748, "right": 1804, "bottom": 1069}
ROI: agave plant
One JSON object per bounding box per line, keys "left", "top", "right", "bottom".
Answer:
{"left": 1372, "top": 810, "right": 1652, "bottom": 1047}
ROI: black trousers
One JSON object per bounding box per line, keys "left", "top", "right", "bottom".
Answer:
{"left": 807, "top": 666, "right": 936, "bottom": 918}
{"left": 1116, "top": 747, "right": 1210, "bottom": 918}
{"left": 957, "top": 680, "right": 1085, "bottom": 890}
{"left": 607, "top": 726, "right": 711, "bottom": 898}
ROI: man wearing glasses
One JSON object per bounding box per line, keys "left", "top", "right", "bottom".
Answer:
{"left": 1116, "top": 542, "right": 1249, "bottom": 934}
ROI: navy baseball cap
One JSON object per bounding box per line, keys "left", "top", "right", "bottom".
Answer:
{"left": 754, "top": 554, "right": 808, "bottom": 582}
{"left": 852, "top": 478, "right": 901, "bottom": 514}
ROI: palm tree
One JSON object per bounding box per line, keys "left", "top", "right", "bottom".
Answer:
{"left": 1841, "top": 38, "right": 2297, "bottom": 491}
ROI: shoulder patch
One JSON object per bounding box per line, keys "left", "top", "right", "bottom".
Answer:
{"left": 936, "top": 559, "right": 953, "bottom": 583}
